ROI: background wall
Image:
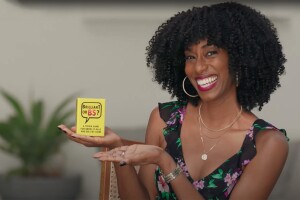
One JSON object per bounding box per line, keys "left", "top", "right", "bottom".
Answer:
{"left": 0, "top": 1, "right": 299, "bottom": 199}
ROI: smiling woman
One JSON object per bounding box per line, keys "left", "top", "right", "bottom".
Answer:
{"left": 184, "top": 42, "right": 231, "bottom": 97}
{"left": 58, "top": 2, "right": 288, "bottom": 200}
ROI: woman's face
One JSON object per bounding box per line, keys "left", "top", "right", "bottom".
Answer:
{"left": 184, "top": 40, "right": 236, "bottom": 102}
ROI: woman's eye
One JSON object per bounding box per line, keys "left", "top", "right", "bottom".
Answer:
{"left": 185, "top": 56, "right": 195, "bottom": 60}
{"left": 206, "top": 51, "right": 218, "bottom": 57}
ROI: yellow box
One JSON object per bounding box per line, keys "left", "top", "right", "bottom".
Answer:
{"left": 76, "top": 98, "right": 105, "bottom": 136}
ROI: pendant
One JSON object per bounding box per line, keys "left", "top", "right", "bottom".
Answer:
{"left": 201, "top": 154, "right": 208, "bottom": 160}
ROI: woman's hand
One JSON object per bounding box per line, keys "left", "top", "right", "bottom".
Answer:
{"left": 57, "top": 124, "right": 123, "bottom": 149}
{"left": 93, "top": 144, "right": 165, "bottom": 166}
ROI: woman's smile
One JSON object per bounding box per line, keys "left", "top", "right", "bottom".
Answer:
{"left": 196, "top": 75, "right": 218, "bottom": 91}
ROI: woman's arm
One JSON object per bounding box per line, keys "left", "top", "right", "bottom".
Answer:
{"left": 58, "top": 126, "right": 152, "bottom": 199}
{"left": 141, "top": 107, "right": 205, "bottom": 200}
{"left": 229, "top": 130, "right": 289, "bottom": 200}
{"left": 112, "top": 107, "right": 165, "bottom": 199}
{"left": 95, "top": 107, "right": 206, "bottom": 200}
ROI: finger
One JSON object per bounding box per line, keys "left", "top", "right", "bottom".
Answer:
{"left": 66, "top": 135, "right": 95, "bottom": 147}
{"left": 93, "top": 152, "right": 105, "bottom": 157}
{"left": 119, "top": 146, "right": 129, "bottom": 151}
{"left": 109, "top": 146, "right": 128, "bottom": 157}
{"left": 93, "top": 150, "right": 131, "bottom": 166}
{"left": 59, "top": 125, "right": 103, "bottom": 147}
{"left": 57, "top": 124, "right": 67, "bottom": 133}
{"left": 96, "top": 153, "right": 121, "bottom": 162}
{"left": 71, "top": 126, "right": 76, "bottom": 132}
{"left": 58, "top": 125, "right": 86, "bottom": 143}
{"left": 119, "top": 160, "right": 127, "bottom": 166}
{"left": 95, "top": 149, "right": 123, "bottom": 160}
{"left": 58, "top": 124, "right": 74, "bottom": 137}
{"left": 94, "top": 148, "right": 132, "bottom": 165}
{"left": 70, "top": 134, "right": 102, "bottom": 144}
{"left": 96, "top": 154, "right": 130, "bottom": 165}
{"left": 105, "top": 126, "right": 113, "bottom": 132}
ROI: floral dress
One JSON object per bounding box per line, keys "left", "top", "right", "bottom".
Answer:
{"left": 155, "top": 101, "right": 288, "bottom": 200}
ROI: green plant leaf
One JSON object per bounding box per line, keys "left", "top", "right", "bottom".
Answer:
{"left": 0, "top": 122, "right": 12, "bottom": 141}
{"left": 48, "top": 93, "right": 77, "bottom": 122}
{"left": 46, "top": 93, "right": 77, "bottom": 130}
{"left": 0, "top": 89, "right": 27, "bottom": 125}
{"left": 0, "top": 90, "right": 78, "bottom": 177}
{"left": 30, "top": 100, "right": 44, "bottom": 131}
{"left": 0, "top": 144, "right": 11, "bottom": 154}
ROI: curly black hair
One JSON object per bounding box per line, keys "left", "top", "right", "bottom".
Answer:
{"left": 146, "top": 2, "right": 286, "bottom": 111}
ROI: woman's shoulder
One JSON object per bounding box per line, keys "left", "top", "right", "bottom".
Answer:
{"left": 252, "top": 119, "right": 289, "bottom": 153}
{"left": 158, "top": 100, "right": 187, "bottom": 110}
{"left": 157, "top": 100, "right": 187, "bottom": 123}
{"left": 252, "top": 119, "right": 288, "bottom": 141}
{"left": 145, "top": 104, "right": 170, "bottom": 148}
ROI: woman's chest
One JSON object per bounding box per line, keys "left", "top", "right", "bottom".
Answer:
{"left": 179, "top": 125, "right": 247, "bottom": 181}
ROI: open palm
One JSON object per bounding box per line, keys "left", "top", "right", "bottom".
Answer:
{"left": 93, "top": 144, "right": 163, "bottom": 166}
{"left": 58, "top": 125, "right": 122, "bottom": 149}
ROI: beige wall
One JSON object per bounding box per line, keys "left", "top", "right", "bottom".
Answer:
{"left": 0, "top": 1, "right": 299, "bottom": 199}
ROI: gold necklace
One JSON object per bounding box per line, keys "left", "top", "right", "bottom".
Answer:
{"left": 199, "top": 104, "right": 243, "bottom": 132}
{"left": 198, "top": 121, "right": 229, "bottom": 160}
{"left": 197, "top": 104, "right": 243, "bottom": 160}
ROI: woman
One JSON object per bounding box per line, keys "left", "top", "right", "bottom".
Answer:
{"left": 58, "top": 2, "right": 289, "bottom": 199}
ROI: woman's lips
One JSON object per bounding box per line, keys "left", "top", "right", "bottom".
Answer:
{"left": 196, "top": 75, "right": 217, "bottom": 92}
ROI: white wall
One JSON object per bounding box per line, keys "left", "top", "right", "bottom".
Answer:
{"left": 0, "top": 1, "right": 299, "bottom": 199}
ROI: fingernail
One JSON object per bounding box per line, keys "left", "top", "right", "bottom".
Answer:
{"left": 57, "top": 127, "right": 67, "bottom": 133}
{"left": 119, "top": 161, "right": 127, "bottom": 166}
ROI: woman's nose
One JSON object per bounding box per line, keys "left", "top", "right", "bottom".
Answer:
{"left": 195, "top": 58, "right": 208, "bottom": 73}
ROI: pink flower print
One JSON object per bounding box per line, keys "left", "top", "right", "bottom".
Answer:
{"left": 157, "top": 175, "right": 170, "bottom": 192}
{"left": 177, "top": 160, "right": 189, "bottom": 176}
{"left": 224, "top": 172, "right": 240, "bottom": 197}
{"left": 231, "top": 172, "right": 239, "bottom": 182}
{"left": 224, "top": 173, "right": 233, "bottom": 186}
{"left": 242, "top": 159, "right": 250, "bottom": 166}
{"left": 178, "top": 107, "right": 186, "bottom": 124}
{"left": 166, "top": 113, "right": 177, "bottom": 125}
{"left": 224, "top": 182, "right": 236, "bottom": 197}
{"left": 247, "top": 126, "right": 254, "bottom": 140}
{"left": 193, "top": 180, "right": 205, "bottom": 190}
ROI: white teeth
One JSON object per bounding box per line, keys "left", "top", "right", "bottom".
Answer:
{"left": 197, "top": 76, "right": 217, "bottom": 87}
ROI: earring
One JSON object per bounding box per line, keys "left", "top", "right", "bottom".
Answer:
{"left": 182, "top": 76, "right": 198, "bottom": 97}
{"left": 236, "top": 72, "right": 239, "bottom": 87}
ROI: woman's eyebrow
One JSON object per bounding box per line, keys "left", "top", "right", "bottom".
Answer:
{"left": 184, "top": 46, "right": 192, "bottom": 51}
{"left": 202, "top": 44, "right": 216, "bottom": 49}
{"left": 184, "top": 43, "right": 216, "bottom": 52}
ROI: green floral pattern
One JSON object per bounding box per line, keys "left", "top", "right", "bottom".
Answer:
{"left": 155, "top": 101, "right": 288, "bottom": 200}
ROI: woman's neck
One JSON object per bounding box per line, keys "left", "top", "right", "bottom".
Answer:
{"left": 198, "top": 98, "right": 242, "bottom": 129}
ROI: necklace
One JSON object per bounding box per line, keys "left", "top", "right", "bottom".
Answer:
{"left": 199, "top": 104, "right": 243, "bottom": 132}
{"left": 197, "top": 104, "right": 243, "bottom": 160}
{"left": 198, "top": 117, "right": 230, "bottom": 160}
